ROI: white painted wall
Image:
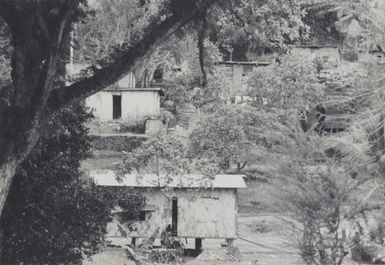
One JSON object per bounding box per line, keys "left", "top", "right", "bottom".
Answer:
{"left": 85, "top": 90, "right": 160, "bottom": 121}
{"left": 106, "top": 188, "right": 238, "bottom": 239}
{"left": 121, "top": 90, "right": 160, "bottom": 121}
{"left": 85, "top": 91, "right": 113, "bottom": 121}
{"left": 178, "top": 189, "right": 237, "bottom": 238}
{"left": 117, "top": 72, "right": 136, "bottom": 88}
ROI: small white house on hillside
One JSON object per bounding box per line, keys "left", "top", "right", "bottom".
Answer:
{"left": 85, "top": 87, "right": 162, "bottom": 121}
{"left": 66, "top": 64, "right": 163, "bottom": 122}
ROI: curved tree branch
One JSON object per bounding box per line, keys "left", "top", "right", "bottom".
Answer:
{"left": 47, "top": 15, "right": 181, "bottom": 111}
{"left": 197, "top": 13, "right": 207, "bottom": 87}
{"left": 0, "top": 0, "right": 218, "bottom": 219}
{"left": 48, "top": 0, "right": 218, "bottom": 113}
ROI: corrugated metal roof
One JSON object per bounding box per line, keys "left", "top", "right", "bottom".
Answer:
{"left": 217, "top": 61, "right": 271, "bottom": 66}
{"left": 90, "top": 170, "right": 247, "bottom": 189}
{"left": 288, "top": 44, "right": 339, "bottom": 49}
{"left": 104, "top": 87, "right": 163, "bottom": 92}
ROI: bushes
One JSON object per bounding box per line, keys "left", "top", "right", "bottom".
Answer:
{"left": 120, "top": 119, "right": 147, "bottom": 134}
{"left": 0, "top": 104, "right": 111, "bottom": 265}
{"left": 189, "top": 104, "right": 287, "bottom": 172}
{"left": 90, "top": 134, "right": 147, "bottom": 152}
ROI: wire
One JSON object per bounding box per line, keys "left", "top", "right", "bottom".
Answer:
{"left": 237, "top": 235, "right": 296, "bottom": 254}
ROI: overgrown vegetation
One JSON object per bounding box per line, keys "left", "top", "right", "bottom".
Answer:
{"left": 117, "top": 134, "right": 218, "bottom": 180}
{"left": 273, "top": 132, "right": 376, "bottom": 265}
{"left": 0, "top": 104, "right": 111, "bottom": 265}
{"left": 1, "top": 0, "right": 385, "bottom": 264}
{"left": 0, "top": 104, "right": 147, "bottom": 265}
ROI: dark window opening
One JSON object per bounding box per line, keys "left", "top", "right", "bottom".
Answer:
{"left": 242, "top": 65, "right": 253, "bottom": 76}
{"left": 112, "top": 95, "right": 122, "bottom": 119}
{"left": 153, "top": 67, "right": 163, "bottom": 80}
{"left": 119, "top": 210, "right": 146, "bottom": 221}
{"left": 139, "top": 211, "right": 146, "bottom": 221}
{"left": 171, "top": 197, "right": 178, "bottom": 236}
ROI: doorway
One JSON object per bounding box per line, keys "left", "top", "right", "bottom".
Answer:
{"left": 112, "top": 95, "right": 122, "bottom": 119}
{"left": 171, "top": 197, "right": 178, "bottom": 236}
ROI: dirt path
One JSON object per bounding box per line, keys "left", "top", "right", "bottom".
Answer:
{"left": 85, "top": 213, "right": 362, "bottom": 265}
{"left": 84, "top": 214, "right": 304, "bottom": 265}
{"left": 184, "top": 214, "right": 304, "bottom": 265}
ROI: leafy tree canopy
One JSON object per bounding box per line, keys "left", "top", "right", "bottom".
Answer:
{"left": 0, "top": 103, "right": 147, "bottom": 265}
{"left": 0, "top": 104, "right": 110, "bottom": 265}
{"left": 0, "top": 0, "right": 221, "bottom": 217}
{"left": 247, "top": 55, "right": 325, "bottom": 113}
{"left": 307, "top": 0, "right": 385, "bottom": 50}
{"left": 189, "top": 104, "right": 291, "bottom": 172}
{"left": 208, "top": 0, "right": 308, "bottom": 60}
{"left": 117, "top": 134, "right": 219, "bottom": 182}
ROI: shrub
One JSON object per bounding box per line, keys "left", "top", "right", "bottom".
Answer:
{"left": 90, "top": 134, "right": 147, "bottom": 151}
{"left": 0, "top": 104, "right": 111, "bottom": 265}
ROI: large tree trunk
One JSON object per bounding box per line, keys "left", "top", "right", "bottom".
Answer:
{"left": 0, "top": 160, "right": 17, "bottom": 219}
{"left": 0, "top": 3, "right": 67, "bottom": 216}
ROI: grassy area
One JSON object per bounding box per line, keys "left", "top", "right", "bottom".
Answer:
{"left": 83, "top": 248, "right": 135, "bottom": 265}
{"left": 238, "top": 175, "right": 285, "bottom": 215}
{"left": 81, "top": 150, "right": 123, "bottom": 172}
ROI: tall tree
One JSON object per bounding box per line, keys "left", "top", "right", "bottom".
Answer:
{"left": 189, "top": 104, "right": 290, "bottom": 172}
{"left": 209, "top": 0, "right": 308, "bottom": 60}
{"left": 0, "top": 0, "right": 218, "bottom": 218}
{"left": 117, "top": 134, "right": 218, "bottom": 180}
{"left": 306, "top": 0, "right": 385, "bottom": 50}
{"left": 0, "top": 104, "right": 112, "bottom": 265}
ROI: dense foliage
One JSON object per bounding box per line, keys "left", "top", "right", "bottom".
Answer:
{"left": 0, "top": 104, "right": 111, "bottom": 265}
{"left": 247, "top": 55, "right": 325, "bottom": 112}
{"left": 2, "top": 1, "right": 385, "bottom": 264}
{"left": 117, "top": 134, "right": 220, "bottom": 182}
{"left": 208, "top": 0, "right": 308, "bottom": 60}
{"left": 0, "top": 0, "right": 222, "bottom": 220}
{"left": 276, "top": 133, "right": 370, "bottom": 265}
{"left": 189, "top": 105, "right": 286, "bottom": 172}
{"left": 75, "top": 0, "right": 164, "bottom": 62}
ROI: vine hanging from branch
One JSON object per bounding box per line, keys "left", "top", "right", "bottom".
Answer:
{"left": 197, "top": 10, "right": 208, "bottom": 88}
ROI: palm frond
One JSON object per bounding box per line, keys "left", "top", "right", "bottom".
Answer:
{"left": 321, "top": 136, "right": 375, "bottom": 167}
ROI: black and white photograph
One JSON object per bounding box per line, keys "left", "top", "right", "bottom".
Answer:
{"left": 1, "top": 0, "right": 385, "bottom": 264}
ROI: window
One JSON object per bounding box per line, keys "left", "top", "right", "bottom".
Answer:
{"left": 153, "top": 67, "right": 163, "bottom": 81}
{"left": 171, "top": 197, "right": 178, "bottom": 236}
{"left": 112, "top": 95, "right": 122, "bottom": 119}
{"left": 242, "top": 65, "right": 253, "bottom": 76}
{"left": 117, "top": 204, "right": 156, "bottom": 222}
{"left": 139, "top": 211, "right": 146, "bottom": 221}
{"left": 119, "top": 210, "right": 146, "bottom": 221}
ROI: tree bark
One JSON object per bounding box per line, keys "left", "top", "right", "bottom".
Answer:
{"left": 0, "top": 160, "right": 17, "bottom": 221}
{"left": 0, "top": 1, "right": 75, "bottom": 217}
{"left": 236, "top": 161, "right": 247, "bottom": 172}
